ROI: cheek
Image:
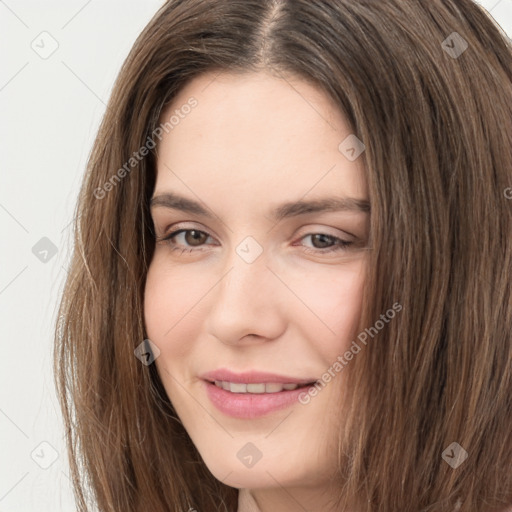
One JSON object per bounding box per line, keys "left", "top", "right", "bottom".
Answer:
{"left": 143, "top": 258, "right": 206, "bottom": 358}
{"left": 286, "top": 260, "right": 366, "bottom": 357}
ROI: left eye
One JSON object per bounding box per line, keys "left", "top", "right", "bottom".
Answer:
{"left": 299, "top": 233, "right": 353, "bottom": 253}
{"left": 157, "top": 229, "right": 353, "bottom": 254}
{"left": 158, "top": 229, "right": 213, "bottom": 253}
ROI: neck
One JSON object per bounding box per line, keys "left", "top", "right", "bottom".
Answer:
{"left": 237, "top": 486, "right": 356, "bottom": 512}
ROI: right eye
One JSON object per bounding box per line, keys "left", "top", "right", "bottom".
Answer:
{"left": 157, "top": 228, "right": 216, "bottom": 254}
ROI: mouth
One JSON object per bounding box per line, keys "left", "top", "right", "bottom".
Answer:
{"left": 207, "top": 380, "right": 317, "bottom": 394}
{"left": 201, "top": 370, "right": 320, "bottom": 419}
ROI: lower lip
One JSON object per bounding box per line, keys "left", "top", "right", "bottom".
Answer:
{"left": 203, "top": 380, "right": 314, "bottom": 419}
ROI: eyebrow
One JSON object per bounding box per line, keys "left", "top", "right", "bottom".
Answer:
{"left": 150, "top": 192, "right": 370, "bottom": 221}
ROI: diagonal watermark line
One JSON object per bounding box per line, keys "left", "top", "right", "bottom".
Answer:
{"left": 160, "top": 365, "right": 235, "bottom": 438}
{"left": 219, "top": 470, "right": 234, "bottom": 484}
{"left": 265, "top": 470, "right": 311, "bottom": 511}
{"left": 163, "top": 267, "right": 234, "bottom": 337}
{"left": 0, "top": 62, "right": 29, "bottom": 92}
{"left": 0, "top": 472, "right": 29, "bottom": 502}
{"left": 162, "top": 162, "right": 234, "bottom": 233}
{"left": 200, "top": 67, "right": 225, "bottom": 93}
{"left": 61, "top": 61, "right": 106, "bottom": 106}
{"left": 0, "top": 0, "right": 29, "bottom": 28}
{"left": 265, "top": 163, "right": 337, "bottom": 235}
{"left": 201, "top": 72, "right": 221, "bottom": 92}
{"left": 487, "top": 0, "right": 503, "bottom": 12}
{"left": 265, "top": 265, "right": 336, "bottom": 335}
{"left": 273, "top": 68, "right": 337, "bottom": 131}
{"left": 0, "top": 203, "right": 29, "bottom": 233}
{"left": 0, "top": 266, "right": 28, "bottom": 296}
{"left": 264, "top": 410, "right": 294, "bottom": 438}
{"left": 60, "top": 219, "right": 73, "bottom": 233}
{"left": 61, "top": 0, "right": 93, "bottom": 29}
{"left": 0, "top": 408, "right": 29, "bottom": 439}
{"left": 297, "top": 163, "right": 338, "bottom": 202}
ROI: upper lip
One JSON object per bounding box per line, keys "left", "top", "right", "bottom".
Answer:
{"left": 200, "top": 368, "right": 318, "bottom": 385}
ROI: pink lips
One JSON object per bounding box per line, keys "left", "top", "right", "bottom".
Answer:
{"left": 200, "top": 369, "right": 317, "bottom": 385}
{"left": 200, "top": 368, "right": 318, "bottom": 419}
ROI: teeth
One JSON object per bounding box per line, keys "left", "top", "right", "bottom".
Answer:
{"left": 230, "top": 382, "right": 247, "bottom": 393}
{"left": 265, "top": 382, "right": 286, "bottom": 393}
{"left": 213, "top": 381, "right": 302, "bottom": 393}
{"left": 247, "top": 383, "right": 265, "bottom": 393}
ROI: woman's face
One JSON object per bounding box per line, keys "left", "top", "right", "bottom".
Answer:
{"left": 144, "top": 70, "right": 369, "bottom": 493}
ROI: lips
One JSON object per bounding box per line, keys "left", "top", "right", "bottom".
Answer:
{"left": 200, "top": 368, "right": 318, "bottom": 386}
{"left": 200, "top": 368, "right": 319, "bottom": 418}
{"left": 212, "top": 380, "right": 312, "bottom": 393}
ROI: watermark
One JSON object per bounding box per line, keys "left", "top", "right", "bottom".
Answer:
{"left": 442, "top": 442, "right": 468, "bottom": 469}
{"left": 298, "top": 301, "right": 403, "bottom": 405}
{"left": 504, "top": 187, "right": 512, "bottom": 200}
{"left": 30, "top": 441, "right": 59, "bottom": 469}
{"left": 134, "top": 339, "right": 161, "bottom": 366}
{"left": 235, "top": 236, "right": 263, "bottom": 264}
{"left": 237, "top": 442, "right": 263, "bottom": 468}
{"left": 338, "top": 134, "right": 366, "bottom": 161}
{"left": 93, "top": 97, "right": 198, "bottom": 199}
{"left": 32, "top": 236, "right": 58, "bottom": 263}
{"left": 441, "top": 32, "right": 468, "bottom": 59}
{"left": 31, "top": 31, "right": 59, "bottom": 60}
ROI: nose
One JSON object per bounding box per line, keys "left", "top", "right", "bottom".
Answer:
{"left": 205, "top": 244, "right": 287, "bottom": 346}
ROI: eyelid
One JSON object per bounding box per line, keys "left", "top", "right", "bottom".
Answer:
{"left": 156, "top": 222, "right": 362, "bottom": 259}
{"left": 157, "top": 222, "right": 356, "bottom": 243}
{"left": 157, "top": 221, "right": 219, "bottom": 240}
{"left": 295, "top": 225, "right": 356, "bottom": 241}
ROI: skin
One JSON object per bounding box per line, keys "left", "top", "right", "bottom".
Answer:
{"left": 144, "top": 70, "right": 370, "bottom": 512}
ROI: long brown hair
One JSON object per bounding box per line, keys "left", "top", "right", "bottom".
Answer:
{"left": 54, "top": 1, "right": 512, "bottom": 510}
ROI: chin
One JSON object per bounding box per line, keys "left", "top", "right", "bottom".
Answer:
{"left": 199, "top": 443, "right": 315, "bottom": 490}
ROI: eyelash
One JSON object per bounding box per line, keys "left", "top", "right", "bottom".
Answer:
{"left": 156, "top": 228, "right": 353, "bottom": 255}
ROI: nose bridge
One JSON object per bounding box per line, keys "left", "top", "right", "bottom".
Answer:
{"left": 220, "top": 241, "right": 271, "bottom": 313}
{"left": 206, "top": 239, "right": 285, "bottom": 342}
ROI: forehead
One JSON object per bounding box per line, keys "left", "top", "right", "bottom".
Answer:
{"left": 154, "top": 70, "right": 367, "bottom": 208}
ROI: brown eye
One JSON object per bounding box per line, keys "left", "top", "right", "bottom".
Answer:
{"left": 298, "top": 233, "right": 353, "bottom": 255}
{"left": 158, "top": 228, "right": 214, "bottom": 253}
{"left": 309, "top": 233, "right": 336, "bottom": 249}
{"left": 183, "top": 230, "right": 208, "bottom": 246}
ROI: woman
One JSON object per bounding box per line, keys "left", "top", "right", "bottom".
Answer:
{"left": 54, "top": 1, "right": 512, "bottom": 511}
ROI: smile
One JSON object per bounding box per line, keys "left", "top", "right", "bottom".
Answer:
{"left": 212, "top": 380, "right": 312, "bottom": 393}
{"left": 201, "top": 370, "right": 319, "bottom": 418}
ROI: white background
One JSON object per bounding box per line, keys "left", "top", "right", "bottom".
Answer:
{"left": 1, "top": 1, "right": 510, "bottom": 510}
